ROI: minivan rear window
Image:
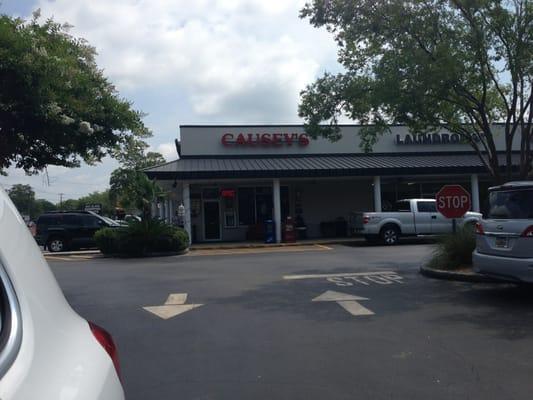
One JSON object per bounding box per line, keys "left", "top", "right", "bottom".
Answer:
{"left": 489, "top": 189, "right": 533, "bottom": 219}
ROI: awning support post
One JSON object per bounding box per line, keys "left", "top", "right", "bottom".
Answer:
{"left": 183, "top": 183, "right": 192, "bottom": 244}
{"left": 151, "top": 202, "right": 157, "bottom": 219}
{"left": 273, "top": 179, "right": 281, "bottom": 243}
{"left": 373, "top": 176, "right": 382, "bottom": 212}
{"left": 471, "top": 174, "right": 480, "bottom": 212}
{"left": 168, "top": 199, "right": 174, "bottom": 224}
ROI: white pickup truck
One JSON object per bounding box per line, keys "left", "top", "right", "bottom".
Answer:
{"left": 352, "top": 199, "right": 482, "bottom": 245}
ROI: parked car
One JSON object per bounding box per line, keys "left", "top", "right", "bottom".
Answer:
{"left": 35, "top": 211, "right": 120, "bottom": 252}
{"left": 0, "top": 188, "right": 124, "bottom": 399}
{"left": 473, "top": 181, "right": 533, "bottom": 282}
{"left": 352, "top": 199, "right": 481, "bottom": 245}
{"left": 124, "top": 214, "right": 141, "bottom": 223}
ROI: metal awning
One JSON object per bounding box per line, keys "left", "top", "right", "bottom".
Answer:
{"left": 144, "top": 153, "right": 520, "bottom": 180}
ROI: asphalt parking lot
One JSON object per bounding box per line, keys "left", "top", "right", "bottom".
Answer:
{"left": 48, "top": 243, "right": 533, "bottom": 400}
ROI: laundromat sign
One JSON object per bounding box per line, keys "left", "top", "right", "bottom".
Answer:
{"left": 221, "top": 133, "right": 310, "bottom": 147}
{"left": 395, "top": 132, "right": 466, "bottom": 145}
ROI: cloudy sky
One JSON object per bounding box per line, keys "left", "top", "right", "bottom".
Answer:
{"left": 0, "top": 0, "right": 341, "bottom": 202}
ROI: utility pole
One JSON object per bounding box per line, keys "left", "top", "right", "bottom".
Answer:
{"left": 59, "top": 193, "right": 64, "bottom": 210}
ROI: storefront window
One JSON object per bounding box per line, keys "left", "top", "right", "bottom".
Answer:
{"left": 237, "top": 186, "right": 290, "bottom": 226}
{"left": 256, "top": 187, "right": 273, "bottom": 223}
{"left": 202, "top": 188, "right": 219, "bottom": 199}
{"left": 238, "top": 188, "right": 255, "bottom": 225}
{"left": 281, "top": 186, "right": 289, "bottom": 220}
{"left": 396, "top": 182, "right": 421, "bottom": 200}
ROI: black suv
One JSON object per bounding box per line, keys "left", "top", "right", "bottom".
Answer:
{"left": 35, "top": 211, "right": 119, "bottom": 252}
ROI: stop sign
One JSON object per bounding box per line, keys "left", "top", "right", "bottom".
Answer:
{"left": 435, "top": 185, "right": 471, "bottom": 219}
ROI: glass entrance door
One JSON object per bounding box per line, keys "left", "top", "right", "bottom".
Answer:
{"left": 203, "top": 201, "right": 221, "bottom": 240}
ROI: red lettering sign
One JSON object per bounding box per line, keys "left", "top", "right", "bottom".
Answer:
{"left": 221, "top": 133, "right": 233, "bottom": 146}
{"left": 221, "top": 133, "right": 310, "bottom": 147}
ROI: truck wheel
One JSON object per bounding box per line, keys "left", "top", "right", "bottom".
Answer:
{"left": 47, "top": 237, "right": 67, "bottom": 252}
{"left": 380, "top": 225, "right": 400, "bottom": 245}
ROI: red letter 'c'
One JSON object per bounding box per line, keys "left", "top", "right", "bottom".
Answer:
{"left": 222, "top": 133, "right": 233, "bottom": 146}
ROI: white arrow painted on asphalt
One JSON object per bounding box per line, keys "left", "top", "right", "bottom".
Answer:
{"left": 312, "top": 290, "right": 374, "bottom": 316}
{"left": 143, "top": 293, "right": 203, "bottom": 320}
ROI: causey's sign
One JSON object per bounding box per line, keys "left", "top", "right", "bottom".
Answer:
{"left": 222, "top": 133, "right": 310, "bottom": 147}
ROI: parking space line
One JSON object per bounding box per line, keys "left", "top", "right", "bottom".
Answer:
{"left": 69, "top": 255, "right": 96, "bottom": 259}
{"left": 45, "top": 256, "right": 74, "bottom": 261}
{"left": 283, "top": 270, "right": 395, "bottom": 280}
{"left": 45, "top": 255, "right": 98, "bottom": 261}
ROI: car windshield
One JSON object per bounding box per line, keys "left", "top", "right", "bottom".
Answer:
{"left": 488, "top": 188, "right": 533, "bottom": 219}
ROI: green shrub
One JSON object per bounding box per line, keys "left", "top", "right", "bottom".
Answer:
{"left": 94, "top": 219, "right": 189, "bottom": 257}
{"left": 94, "top": 227, "right": 120, "bottom": 255}
{"left": 426, "top": 224, "right": 476, "bottom": 270}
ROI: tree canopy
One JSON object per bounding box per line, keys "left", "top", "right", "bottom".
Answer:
{"left": 299, "top": 0, "right": 532, "bottom": 182}
{"left": 75, "top": 190, "right": 115, "bottom": 216}
{"left": 0, "top": 11, "right": 150, "bottom": 174}
{"left": 110, "top": 137, "right": 166, "bottom": 217}
{"left": 7, "top": 183, "right": 56, "bottom": 219}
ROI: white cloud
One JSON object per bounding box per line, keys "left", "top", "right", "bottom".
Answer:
{"left": 34, "top": 0, "right": 339, "bottom": 122}
{"left": 153, "top": 142, "right": 177, "bottom": 161}
{"left": 7, "top": 0, "right": 342, "bottom": 201}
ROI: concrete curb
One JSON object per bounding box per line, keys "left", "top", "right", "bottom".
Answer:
{"left": 419, "top": 265, "right": 502, "bottom": 283}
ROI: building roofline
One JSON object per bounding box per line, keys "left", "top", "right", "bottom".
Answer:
{"left": 145, "top": 165, "right": 521, "bottom": 181}
{"left": 177, "top": 150, "right": 519, "bottom": 160}
{"left": 179, "top": 123, "right": 509, "bottom": 128}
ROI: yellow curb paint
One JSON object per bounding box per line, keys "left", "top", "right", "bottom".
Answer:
{"left": 186, "top": 245, "right": 331, "bottom": 257}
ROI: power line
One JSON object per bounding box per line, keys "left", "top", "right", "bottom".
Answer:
{"left": 47, "top": 178, "right": 108, "bottom": 187}
{"left": 0, "top": 183, "right": 89, "bottom": 197}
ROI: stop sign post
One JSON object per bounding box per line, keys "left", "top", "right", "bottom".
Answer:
{"left": 435, "top": 185, "right": 471, "bottom": 232}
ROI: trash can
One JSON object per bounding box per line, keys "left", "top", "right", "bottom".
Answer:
{"left": 283, "top": 216, "right": 296, "bottom": 243}
{"left": 264, "top": 220, "right": 275, "bottom": 243}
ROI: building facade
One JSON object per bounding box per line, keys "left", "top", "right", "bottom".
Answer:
{"left": 145, "top": 125, "right": 520, "bottom": 243}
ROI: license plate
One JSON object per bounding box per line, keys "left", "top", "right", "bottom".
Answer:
{"left": 495, "top": 237, "right": 508, "bottom": 248}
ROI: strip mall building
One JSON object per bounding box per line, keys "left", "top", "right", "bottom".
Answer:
{"left": 144, "top": 125, "right": 520, "bottom": 243}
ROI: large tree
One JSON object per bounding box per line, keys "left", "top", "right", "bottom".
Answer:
{"left": 109, "top": 137, "right": 166, "bottom": 218}
{"left": 6, "top": 184, "right": 56, "bottom": 218}
{"left": 299, "top": 0, "right": 532, "bottom": 182}
{"left": 7, "top": 184, "right": 35, "bottom": 217}
{"left": 0, "top": 11, "right": 150, "bottom": 174}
